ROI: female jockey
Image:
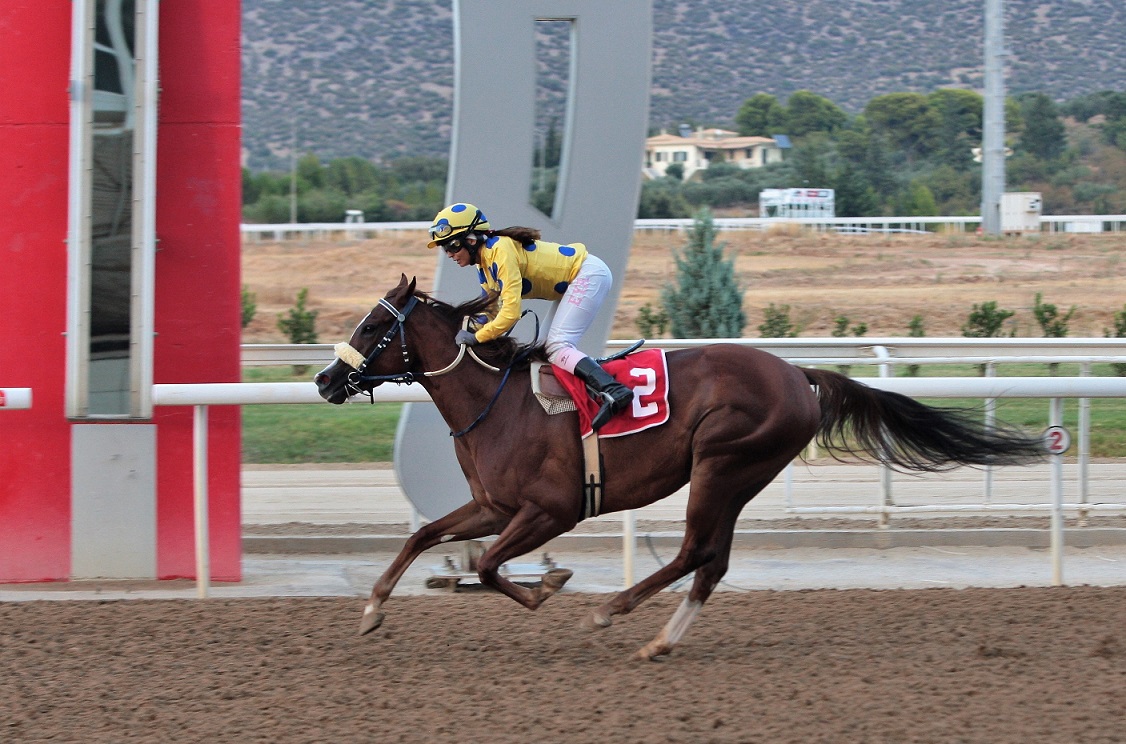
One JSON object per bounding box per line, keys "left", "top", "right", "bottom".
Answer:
{"left": 428, "top": 202, "right": 633, "bottom": 430}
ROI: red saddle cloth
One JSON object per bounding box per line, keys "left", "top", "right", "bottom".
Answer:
{"left": 552, "top": 349, "right": 671, "bottom": 438}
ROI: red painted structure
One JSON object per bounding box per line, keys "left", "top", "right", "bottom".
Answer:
{"left": 0, "top": 1, "right": 242, "bottom": 582}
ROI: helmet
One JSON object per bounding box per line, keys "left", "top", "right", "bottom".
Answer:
{"left": 427, "top": 203, "right": 491, "bottom": 248}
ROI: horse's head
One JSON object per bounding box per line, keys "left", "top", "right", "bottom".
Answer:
{"left": 314, "top": 274, "right": 421, "bottom": 404}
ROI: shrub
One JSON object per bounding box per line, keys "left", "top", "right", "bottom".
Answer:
{"left": 635, "top": 303, "right": 669, "bottom": 338}
{"left": 241, "top": 285, "right": 257, "bottom": 329}
{"left": 278, "top": 288, "right": 319, "bottom": 345}
{"left": 906, "top": 314, "right": 925, "bottom": 376}
{"left": 1032, "top": 293, "right": 1076, "bottom": 338}
{"left": 961, "top": 300, "right": 1014, "bottom": 338}
{"left": 1106, "top": 305, "right": 1126, "bottom": 376}
{"left": 758, "top": 304, "right": 797, "bottom": 338}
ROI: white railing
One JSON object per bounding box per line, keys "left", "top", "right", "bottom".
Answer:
{"left": 244, "top": 336, "right": 1126, "bottom": 367}
{"left": 239, "top": 214, "right": 1126, "bottom": 240}
{"left": 0, "top": 388, "right": 32, "bottom": 410}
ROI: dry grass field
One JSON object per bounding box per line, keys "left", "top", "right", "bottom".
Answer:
{"left": 242, "top": 229, "right": 1126, "bottom": 344}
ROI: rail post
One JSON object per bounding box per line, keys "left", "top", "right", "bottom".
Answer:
{"left": 1078, "top": 363, "right": 1091, "bottom": 525}
{"left": 1048, "top": 398, "right": 1065, "bottom": 586}
{"left": 193, "top": 405, "right": 211, "bottom": 598}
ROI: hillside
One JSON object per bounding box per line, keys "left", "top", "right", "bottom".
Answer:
{"left": 242, "top": 0, "right": 1126, "bottom": 170}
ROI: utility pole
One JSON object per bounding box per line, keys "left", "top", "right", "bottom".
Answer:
{"left": 289, "top": 120, "right": 298, "bottom": 224}
{"left": 981, "top": 0, "right": 1006, "bottom": 235}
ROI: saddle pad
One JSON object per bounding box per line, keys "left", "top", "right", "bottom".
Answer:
{"left": 553, "top": 349, "right": 671, "bottom": 439}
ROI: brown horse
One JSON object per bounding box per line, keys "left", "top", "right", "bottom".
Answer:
{"left": 314, "top": 275, "right": 1044, "bottom": 660}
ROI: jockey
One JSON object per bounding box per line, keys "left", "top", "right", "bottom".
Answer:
{"left": 428, "top": 202, "right": 633, "bottom": 430}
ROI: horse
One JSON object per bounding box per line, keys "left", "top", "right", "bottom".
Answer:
{"left": 314, "top": 275, "right": 1045, "bottom": 660}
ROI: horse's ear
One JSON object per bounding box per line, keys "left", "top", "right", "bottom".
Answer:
{"left": 407, "top": 276, "right": 417, "bottom": 295}
{"left": 397, "top": 273, "right": 409, "bottom": 288}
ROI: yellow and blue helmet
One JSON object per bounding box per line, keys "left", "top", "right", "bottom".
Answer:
{"left": 427, "top": 203, "right": 491, "bottom": 248}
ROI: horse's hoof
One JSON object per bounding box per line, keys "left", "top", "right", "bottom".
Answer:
{"left": 584, "top": 610, "right": 613, "bottom": 630}
{"left": 358, "top": 605, "right": 385, "bottom": 636}
{"left": 637, "top": 642, "right": 671, "bottom": 662}
{"left": 542, "top": 568, "right": 573, "bottom": 591}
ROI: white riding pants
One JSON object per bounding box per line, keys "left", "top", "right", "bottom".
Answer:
{"left": 546, "top": 254, "right": 612, "bottom": 373}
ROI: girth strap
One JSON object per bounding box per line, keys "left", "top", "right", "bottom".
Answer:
{"left": 580, "top": 434, "right": 604, "bottom": 521}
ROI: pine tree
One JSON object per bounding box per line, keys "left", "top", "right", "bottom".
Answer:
{"left": 660, "top": 209, "right": 746, "bottom": 338}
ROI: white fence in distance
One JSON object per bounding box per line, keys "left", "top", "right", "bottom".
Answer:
{"left": 240, "top": 214, "right": 1126, "bottom": 241}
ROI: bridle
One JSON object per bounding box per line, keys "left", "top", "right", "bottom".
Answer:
{"left": 332, "top": 294, "right": 533, "bottom": 438}
{"left": 335, "top": 295, "right": 499, "bottom": 396}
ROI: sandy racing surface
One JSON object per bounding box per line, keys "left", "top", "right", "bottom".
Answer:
{"left": 3, "top": 588, "right": 1124, "bottom": 743}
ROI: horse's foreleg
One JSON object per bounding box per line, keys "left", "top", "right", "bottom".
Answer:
{"left": 359, "top": 500, "right": 507, "bottom": 636}
{"left": 474, "top": 504, "right": 573, "bottom": 611}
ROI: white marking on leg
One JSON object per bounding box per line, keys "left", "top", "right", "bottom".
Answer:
{"left": 660, "top": 598, "right": 703, "bottom": 647}
{"left": 363, "top": 603, "right": 377, "bottom": 616}
{"left": 439, "top": 534, "right": 455, "bottom": 543}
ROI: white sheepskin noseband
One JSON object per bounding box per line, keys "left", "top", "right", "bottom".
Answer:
{"left": 334, "top": 342, "right": 367, "bottom": 370}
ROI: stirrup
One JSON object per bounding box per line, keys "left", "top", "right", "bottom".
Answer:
{"left": 589, "top": 388, "right": 631, "bottom": 431}
{"left": 591, "top": 400, "right": 615, "bottom": 431}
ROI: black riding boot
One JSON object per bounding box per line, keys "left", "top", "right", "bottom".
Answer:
{"left": 573, "top": 357, "right": 634, "bottom": 430}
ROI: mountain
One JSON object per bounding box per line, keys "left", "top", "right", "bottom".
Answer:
{"left": 241, "top": 0, "right": 1126, "bottom": 171}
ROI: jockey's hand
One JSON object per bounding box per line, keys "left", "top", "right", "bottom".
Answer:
{"left": 455, "top": 329, "right": 479, "bottom": 347}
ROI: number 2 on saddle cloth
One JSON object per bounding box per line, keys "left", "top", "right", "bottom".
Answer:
{"left": 552, "top": 349, "right": 671, "bottom": 438}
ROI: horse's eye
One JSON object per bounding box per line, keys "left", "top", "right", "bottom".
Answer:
{"left": 362, "top": 325, "right": 375, "bottom": 334}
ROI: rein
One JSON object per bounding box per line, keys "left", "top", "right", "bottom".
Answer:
{"left": 333, "top": 294, "right": 526, "bottom": 437}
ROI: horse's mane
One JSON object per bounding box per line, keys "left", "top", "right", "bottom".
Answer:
{"left": 414, "top": 289, "right": 548, "bottom": 368}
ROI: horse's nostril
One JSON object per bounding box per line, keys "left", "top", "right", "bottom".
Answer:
{"left": 314, "top": 373, "right": 328, "bottom": 387}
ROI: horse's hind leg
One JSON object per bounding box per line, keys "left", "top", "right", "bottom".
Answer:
{"left": 590, "top": 471, "right": 776, "bottom": 660}
{"left": 636, "top": 512, "right": 741, "bottom": 661}
{"left": 359, "top": 500, "right": 507, "bottom": 636}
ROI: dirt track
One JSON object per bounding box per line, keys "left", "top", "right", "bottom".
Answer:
{"left": 3, "top": 588, "right": 1124, "bottom": 743}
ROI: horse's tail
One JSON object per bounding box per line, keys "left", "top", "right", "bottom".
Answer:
{"left": 801, "top": 367, "right": 1045, "bottom": 472}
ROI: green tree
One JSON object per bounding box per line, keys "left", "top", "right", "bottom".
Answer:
{"left": 928, "top": 88, "right": 983, "bottom": 171}
{"left": 296, "top": 152, "right": 324, "bottom": 189}
{"left": 660, "top": 209, "right": 746, "bottom": 338}
{"left": 735, "top": 93, "right": 787, "bottom": 136}
{"left": 896, "top": 180, "right": 938, "bottom": 216}
{"left": 784, "top": 90, "right": 848, "bottom": 137}
{"left": 1018, "top": 93, "right": 1066, "bottom": 161}
{"left": 324, "top": 156, "right": 380, "bottom": 195}
{"left": 833, "top": 162, "right": 881, "bottom": 216}
{"left": 864, "top": 92, "right": 941, "bottom": 161}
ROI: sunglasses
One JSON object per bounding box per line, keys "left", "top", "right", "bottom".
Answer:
{"left": 440, "top": 235, "right": 477, "bottom": 254}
